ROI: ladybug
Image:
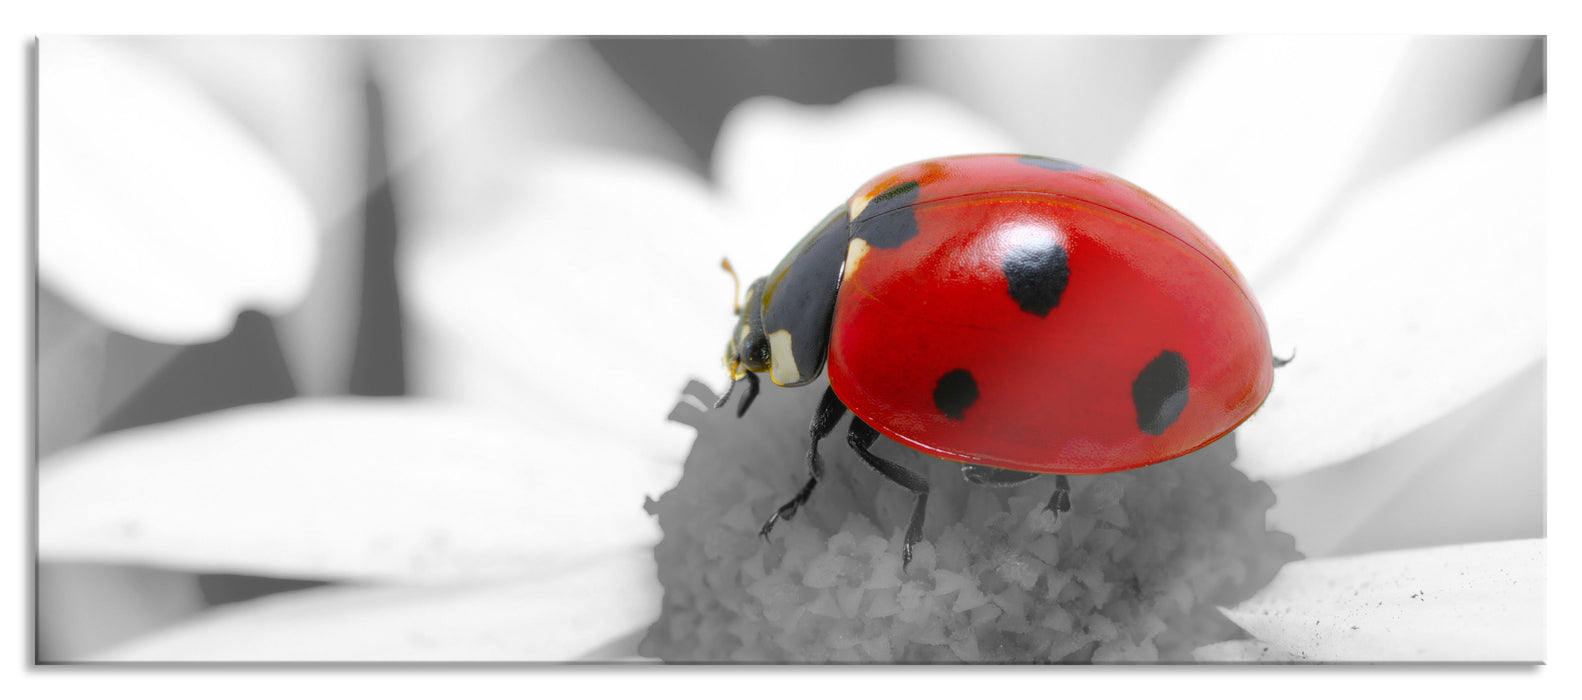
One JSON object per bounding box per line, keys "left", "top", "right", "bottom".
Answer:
{"left": 716, "top": 154, "right": 1285, "bottom": 566}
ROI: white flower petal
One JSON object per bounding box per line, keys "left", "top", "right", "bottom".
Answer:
{"left": 714, "top": 86, "right": 1019, "bottom": 278}
{"left": 94, "top": 548, "right": 657, "bottom": 661}
{"left": 40, "top": 37, "right": 318, "bottom": 344}
{"left": 1118, "top": 36, "right": 1528, "bottom": 287}
{"left": 117, "top": 37, "right": 365, "bottom": 221}
{"left": 1237, "top": 99, "right": 1544, "bottom": 480}
{"left": 378, "top": 37, "right": 696, "bottom": 235}
{"left": 1341, "top": 36, "right": 1536, "bottom": 181}
{"left": 1190, "top": 639, "right": 1298, "bottom": 663}
{"left": 406, "top": 151, "right": 733, "bottom": 466}
{"left": 39, "top": 399, "right": 676, "bottom": 582}
{"left": 899, "top": 36, "right": 1204, "bottom": 169}
{"left": 1220, "top": 539, "right": 1543, "bottom": 662}
{"left": 123, "top": 37, "right": 368, "bottom": 396}
{"left": 1268, "top": 361, "right": 1544, "bottom": 560}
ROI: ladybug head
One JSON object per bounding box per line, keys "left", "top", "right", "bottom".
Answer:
{"left": 724, "top": 276, "right": 772, "bottom": 378}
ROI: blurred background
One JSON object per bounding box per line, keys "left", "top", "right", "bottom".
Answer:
{"left": 35, "top": 36, "right": 1547, "bottom": 662}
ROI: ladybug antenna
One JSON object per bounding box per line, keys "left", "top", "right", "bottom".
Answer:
{"left": 714, "top": 367, "right": 737, "bottom": 408}
{"left": 721, "top": 258, "right": 741, "bottom": 315}
{"left": 1273, "top": 348, "right": 1296, "bottom": 368}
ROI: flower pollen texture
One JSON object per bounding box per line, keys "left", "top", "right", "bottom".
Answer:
{"left": 643, "top": 378, "right": 1300, "bottom": 663}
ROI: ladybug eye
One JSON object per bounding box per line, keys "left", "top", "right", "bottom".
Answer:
{"left": 734, "top": 332, "right": 771, "bottom": 373}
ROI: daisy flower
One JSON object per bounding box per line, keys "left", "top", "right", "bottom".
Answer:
{"left": 37, "top": 36, "right": 1544, "bottom": 663}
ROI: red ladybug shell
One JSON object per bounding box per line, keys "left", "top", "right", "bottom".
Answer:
{"left": 825, "top": 154, "right": 1274, "bottom": 474}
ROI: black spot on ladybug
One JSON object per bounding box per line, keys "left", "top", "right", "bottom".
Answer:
{"left": 933, "top": 368, "right": 979, "bottom": 421}
{"left": 858, "top": 181, "right": 921, "bottom": 249}
{"left": 1133, "top": 351, "right": 1189, "bottom": 436}
{"left": 1016, "top": 155, "right": 1083, "bottom": 172}
{"left": 1002, "top": 239, "right": 1071, "bottom": 317}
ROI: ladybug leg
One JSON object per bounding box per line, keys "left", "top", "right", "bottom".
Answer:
{"left": 1273, "top": 349, "right": 1296, "bottom": 368}
{"left": 1046, "top": 474, "right": 1072, "bottom": 518}
{"left": 736, "top": 372, "right": 760, "bottom": 417}
{"left": 847, "top": 416, "right": 931, "bottom": 568}
{"left": 961, "top": 466, "right": 1071, "bottom": 523}
{"left": 715, "top": 371, "right": 761, "bottom": 417}
{"left": 960, "top": 464, "right": 1042, "bottom": 487}
{"left": 758, "top": 386, "right": 847, "bottom": 539}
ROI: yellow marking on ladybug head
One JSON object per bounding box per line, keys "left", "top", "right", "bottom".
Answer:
{"left": 767, "top": 329, "right": 802, "bottom": 386}
{"left": 843, "top": 237, "right": 871, "bottom": 285}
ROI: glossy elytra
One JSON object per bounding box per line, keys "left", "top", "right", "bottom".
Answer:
{"left": 717, "top": 154, "right": 1285, "bottom": 566}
